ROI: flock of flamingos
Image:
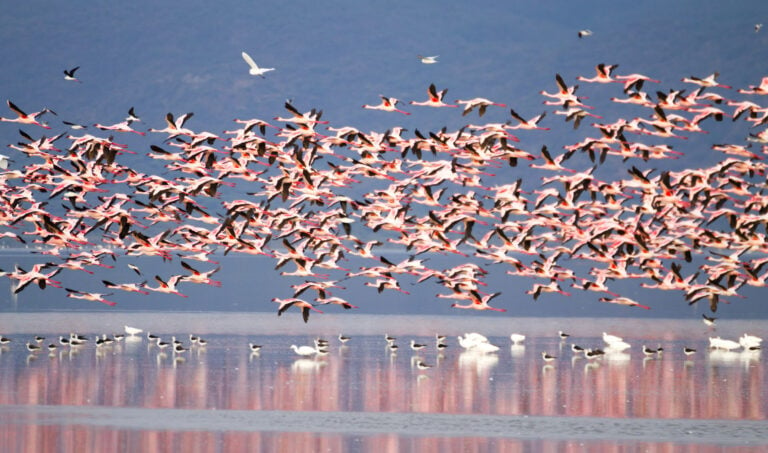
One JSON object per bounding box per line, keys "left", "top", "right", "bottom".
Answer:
{"left": 2, "top": 64, "right": 768, "bottom": 321}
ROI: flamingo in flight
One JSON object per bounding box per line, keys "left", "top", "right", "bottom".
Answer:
{"left": 1, "top": 100, "right": 53, "bottom": 129}
{"left": 410, "top": 84, "right": 458, "bottom": 108}
{"left": 362, "top": 95, "right": 411, "bottom": 115}
{"left": 455, "top": 98, "right": 507, "bottom": 117}
{"left": 93, "top": 120, "right": 145, "bottom": 135}
{"left": 241, "top": 51, "right": 275, "bottom": 78}
{"left": 681, "top": 72, "right": 732, "bottom": 89}
{"left": 738, "top": 77, "right": 768, "bottom": 95}
{"left": 65, "top": 288, "right": 117, "bottom": 307}
{"left": 273, "top": 297, "right": 324, "bottom": 323}
{"left": 451, "top": 290, "right": 506, "bottom": 312}
{"left": 577, "top": 63, "right": 622, "bottom": 84}
{"left": 508, "top": 109, "right": 549, "bottom": 130}
{"left": 598, "top": 297, "right": 651, "bottom": 310}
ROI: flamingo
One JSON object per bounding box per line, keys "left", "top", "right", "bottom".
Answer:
{"left": 681, "top": 72, "right": 732, "bottom": 89}
{"left": 455, "top": 98, "right": 507, "bottom": 117}
{"left": 274, "top": 101, "right": 328, "bottom": 125}
{"left": 315, "top": 296, "right": 359, "bottom": 310}
{"left": 1, "top": 100, "right": 53, "bottom": 129}
{"left": 273, "top": 297, "right": 324, "bottom": 323}
{"left": 148, "top": 111, "right": 195, "bottom": 138}
{"left": 508, "top": 109, "right": 549, "bottom": 130}
{"left": 241, "top": 51, "right": 275, "bottom": 78}
{"left": 94, "top": 120, "right": 145, "bottom": 135}
{"left": 2, "top": 263, "right": 63, "bottom": 294}
{"left": 179, "top": 261, "right": 221, "bottom": 287}
{"left": 65, "top": 288, "right": 117, "bottom": 307}
{"left": 451, "top": 290, "right": 506, "bottom": 312}
{"left": 577, "top": 63, "right": 622, "bottom": 84}
{"left": 598, "top": 297, "right": 651, "bottom": 309}
{"left": 409, "top": 84, "right": 458, "bottom": 108}
{"left": 615, "top": 73, "right": 661, "bottom": 92}
{"left": 146, "top": 275, "right": 187, "bottom": 297}
{"left": 362, "top": 95, "right": 411, "bottom": 115}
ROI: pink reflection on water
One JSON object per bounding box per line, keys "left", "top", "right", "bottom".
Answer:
{"left": 0, "top": 331, "right": 765, "bottom": 451}
{"left": 0, "top": 336, "right": 765, "bottom": 417}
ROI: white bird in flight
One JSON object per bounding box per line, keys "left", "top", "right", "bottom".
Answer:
{"left": 241, "top": 51, "right": 275, "bottom": 78}
{"left": 418, "top": 55, "right": 439, "bottom": 64}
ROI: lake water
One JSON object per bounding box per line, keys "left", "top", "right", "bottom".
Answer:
{"left": 0, "top": 312, "right": 766, "bottom": 452}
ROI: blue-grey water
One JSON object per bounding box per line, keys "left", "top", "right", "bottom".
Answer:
{"left": 0, "top": 313, "right": 766, "bottom": 452}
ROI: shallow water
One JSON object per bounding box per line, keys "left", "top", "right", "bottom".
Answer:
{"left": 0, "top": 313, "right": 766, "bottom": 452}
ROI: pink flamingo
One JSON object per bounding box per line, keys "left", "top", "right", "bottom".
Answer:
{"left": 362, "top": 95, "right": 411, "bottom": 115}
{"left": 1, "top": 100, "right": 53, "bottom": 129}
{"left": 410, "top": 84, "right": 458, "bottom": 108}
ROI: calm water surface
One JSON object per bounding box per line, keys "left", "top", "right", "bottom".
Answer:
{"left": 0, "top": 312, "right": 766, "bottom": 452}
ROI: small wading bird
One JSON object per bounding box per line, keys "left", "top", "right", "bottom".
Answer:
{"left": 241, "top": 51, "right": 275, "bottom": 78}
{"left": 63, "top": 66, "right": 82, "bottom": 83}
{"left": 249, "top": 343, "right": 262, "bottom": 353}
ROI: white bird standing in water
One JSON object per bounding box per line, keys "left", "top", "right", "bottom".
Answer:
{"left": 510, "top": 334, "right": 526, "bottom": 345}
{"left": 124, "top": 325, "right": 143, "bottom": 337}
{"left": 290, "top": 344, "right": 319, "bottom": 356}
{"left": 241, "top": 51, "right": 275, "bottom": 78}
